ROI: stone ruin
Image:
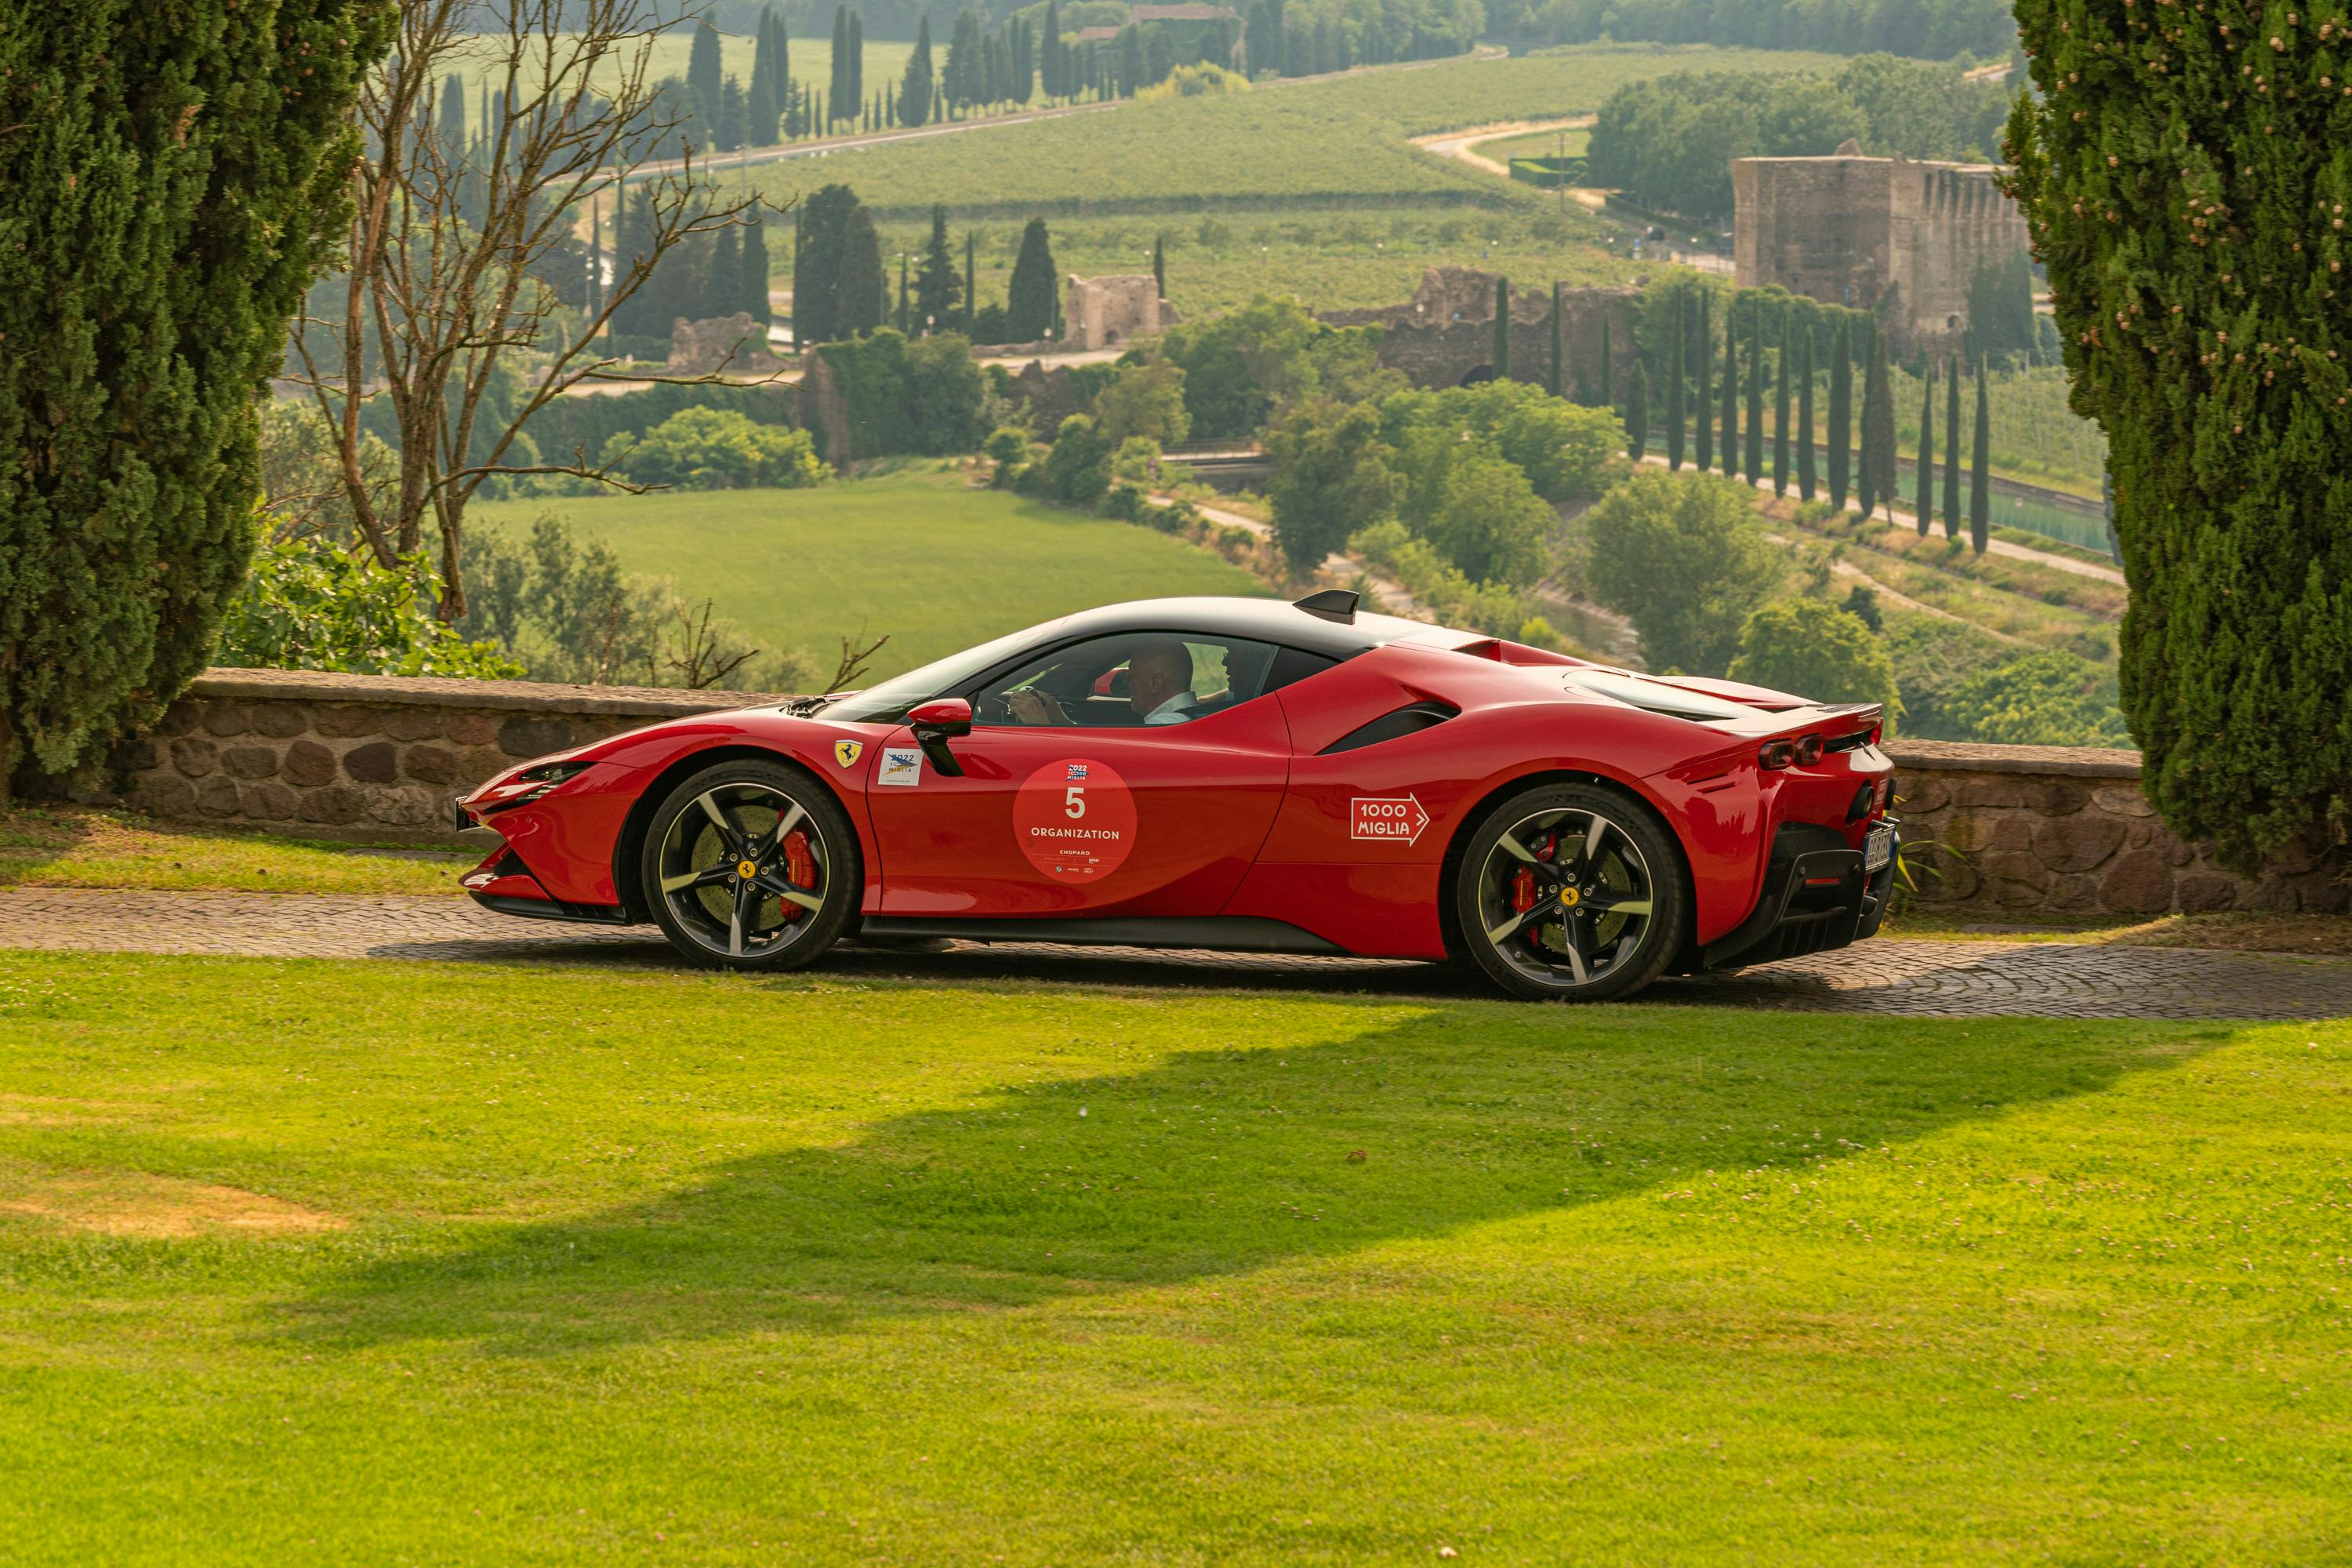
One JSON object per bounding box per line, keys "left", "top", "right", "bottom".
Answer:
{"left": 1319, "top": 267, "right": 1642, "bottom": 391}
{"left": 666, "top": 313, "right": 783, "bottom": 376}
{"left": 1065, "top": 275, "right": 1171, "bottom": 351}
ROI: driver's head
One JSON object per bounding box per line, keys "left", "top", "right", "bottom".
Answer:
{"left": 1126, "top": 640, "right": 1192, "bottom": 716}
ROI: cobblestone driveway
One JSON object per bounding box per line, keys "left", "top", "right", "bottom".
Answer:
{"left": 2, "top": 887, "right": 2347, "bottom": 1020}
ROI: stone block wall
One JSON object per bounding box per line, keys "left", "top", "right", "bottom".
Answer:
{"left": 100, "top": 670, "right": 2345, "bottom": 913}
{"left": 116, "top": 670, "right": 793, "bottom": 845}
{"left": 1885, "top": 740, "right": 2345, "bottom": 916}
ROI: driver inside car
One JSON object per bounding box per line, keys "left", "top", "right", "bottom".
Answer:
{"left": 1006, "top": 639, "right": 1202, "bottom": 727}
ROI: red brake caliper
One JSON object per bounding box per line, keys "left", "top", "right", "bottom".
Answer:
{"left": 1511, "top": 833, "right": 1559, "bottom": 946}
{"left": 780, "top": 829, "right": 816, "bottom": 921}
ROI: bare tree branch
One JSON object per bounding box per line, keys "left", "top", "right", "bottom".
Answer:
{"left": 299, "top": 0, "right": 793, "bottom": 621}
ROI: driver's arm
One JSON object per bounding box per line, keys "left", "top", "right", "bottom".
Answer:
{"left": 1005, "top": 688, "right": 1069, "bottom": 725}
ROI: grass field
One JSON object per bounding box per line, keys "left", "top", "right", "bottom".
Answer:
{"left": 0, "top": 807, "right": 464, "bottom": 896}
{"left": 467, "top": 468, "right": 1270, "bottom": 681}
{"left": 2, "top": 949, "right": 2348, "bottom": 1563}
{"left": 1475, "top": 123, "right": 1593, "bottom": 165}
{"left": 742, "top": 45, "right": 1844, "bottom": 220}
{"left": 877, "top": 202, "right": 1640, "bottom": 322}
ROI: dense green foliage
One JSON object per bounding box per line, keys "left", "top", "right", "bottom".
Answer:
{"left": 1007, "top": 217, "right": 1059, "bottom": 340}
{"left": 1944, "top": 646, "right": 2131, "bottom": 750}
{"left": 1728, "top": 599, "right": 1901, "bottom": 715}
{"left": 1266, "top": 401, "right": 1400, "bottom": 574}
{"left": 215, "top": 536, "right": 521, "bottom": 681}
{"left": 793, "top": 184, "right": 891, "bottom": 344}
{"left": 518, "top": 382, "right": 800, "bottom": 470}
{"left": 0, "top": 0, "right": 393, "bottom": 792}
{"left": 1375, "top": 380, "right": 1619, "bottom": 504}
{"left": 1586, "top": 56, "right": 2009, "bottom": 217}
{"left": 2008, "top": 0, "right": 2352, "bottom": 861}
{"left": 607, "top": 410, "right": 830, "bottom": 490}
{"left": 1584, "top": 470, "right": 1780, "bottom": 676}
{"left": 1160, "top": 296, "right": 1391, "bottom": 441}
{"left": 1483, "top": 0, "right": 2018, "bottom": 60}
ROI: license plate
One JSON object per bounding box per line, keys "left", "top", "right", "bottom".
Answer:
{"left": 1864, "top": 824, "right": 1894, "bottom": 873}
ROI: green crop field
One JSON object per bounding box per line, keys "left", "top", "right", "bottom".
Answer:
{"left": 739, "top": 45, "right": 1843, "bottom": 220}
{"left": 4, "top": 949, "right": 2349, "bottom": 1563}
{"left": 466, "top": 469, "right": 1269, "bottom": 682}
{"left": 1477, "top": 123, "right": 1593, "bottom": 165}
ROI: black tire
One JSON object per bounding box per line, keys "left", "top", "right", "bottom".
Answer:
{"left": 639, "top": 758, "right": 858, "bottom": 971}
{"left": 1451, "top": 782, "right": 1687, "bottom": 1002}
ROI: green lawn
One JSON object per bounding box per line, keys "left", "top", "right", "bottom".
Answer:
{"left": 2, "top": 950, "right": 2347, "bottom": 1563}
{"left": 0, "top": 806, "right": 465, "bottom": 895}
{"left": 468, "top": 469, "right": 1269, "bottom": 682}
{"left": 443, "top": 31, "right": 913, "bottom": 129}
{"left": 740, "top": 45, "right": 1843, "bottom": 220}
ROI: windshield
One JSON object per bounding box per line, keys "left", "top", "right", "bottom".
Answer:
{"left": 813, "top": 619, "right": 1065, "bottom": 723}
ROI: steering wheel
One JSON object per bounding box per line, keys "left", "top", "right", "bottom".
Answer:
{"left": 975, "top": 692, "right": 1016, "bottom": 725}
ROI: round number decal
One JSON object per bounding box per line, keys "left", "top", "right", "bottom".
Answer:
{"left": 1012, "top": 757, "right": 1137, "bottom": 882}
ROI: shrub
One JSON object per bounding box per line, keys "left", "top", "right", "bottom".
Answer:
{"left": 1377, "top": 381, "right": 1621, "bottom": 504}
{"left": 905, "top": 331, "right": 988, "bottom": 456}
{"left": 607, "top": 408, "right": 829, "bottom": 490}
{"left": 1041, "top": 414, "right": 1112, "bottom": 506}
{"left": 1584, "top": 471, "right": 1783, "bottom": 677}
{"left": 1094, "top": 359, "right": 1192, "bottom": 448}
{"left": 218, "top": 532, "right": 523, "bottom": 681}
{"left": 1944, "top": 648, "right": 2132, "bottom": 750}
{"left": 1728, "top": 599, "right": 1903, "bottom": 717}
{"left": 1265, "top": 401, "right": 1399, "bottom": 576}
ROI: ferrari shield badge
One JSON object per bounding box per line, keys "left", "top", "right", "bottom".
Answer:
{"left": 833, "top": 739, "right": 865, "bottom": 768}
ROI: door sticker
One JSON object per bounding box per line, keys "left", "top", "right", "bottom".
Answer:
{"left": 1013, "top": 757, "right": 1137, "bottom": 881}
{"left": 877, "top": 746, "right": 925, "bottom": 787}
{"left": 1350, "top": 793, "right": 1430, "bottom": 844}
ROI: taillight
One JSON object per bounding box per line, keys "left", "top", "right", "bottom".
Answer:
{"left": 1759, "top": 739, "right": 1796, "bottom": 770}
{"left": 1794, "top": 733, "right": 1824, "bottom": 765}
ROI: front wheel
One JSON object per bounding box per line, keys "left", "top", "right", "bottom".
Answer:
{"left": 1452, "top": 782, "right": 1686, "bottom": 1001}
{"left": 640, "top": 759, "right": 858, "bottom": 971}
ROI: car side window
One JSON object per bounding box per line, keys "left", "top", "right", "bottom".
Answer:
{"left": 973, "top": 633, "right": 1287, "bottom": 729}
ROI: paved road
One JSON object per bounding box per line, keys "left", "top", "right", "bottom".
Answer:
{"left": 4, "top": 888, "right": 2347, "bottom": 1020}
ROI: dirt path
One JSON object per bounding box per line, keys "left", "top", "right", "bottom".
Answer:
{"left": 1410, "top": 114, "right": 1594, "bottom": 178}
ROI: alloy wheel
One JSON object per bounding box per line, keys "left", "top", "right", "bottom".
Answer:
{"left": 653, "top": 782, "right": 831, "bottom": 959}
{"left": 1473, "top": 806, "right": 1657, "bottom": 992}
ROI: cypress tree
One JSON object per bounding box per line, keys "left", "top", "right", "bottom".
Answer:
{"left": 1827, "top": 318, "right": 1852, "bottom": 510}
{"left": 1043, "top": 0, "right": 1063, "bottom": 96}
{"left": 964, "top": 231, "right": 977, "bottom": 332}
{"left": 1623, "top": 358, "right": 1649, "bottom": 463}
{"left": 1742, "top": 310, "right": 1762, "bottom": 484}
{"left": 1719, "top": 310, "right": 1737, "bottom": 474}
{"left": 1796, "top": 328, "right": 1817, "bottom": 503}
{"left": 829, "top": 7, "right": 848, "bottom": 117}
{"left": 791, "top": 201, "right": 808, "bottom": 346}
{"left": 586, "top": 197, "right": 607, "bottom": 326}
{"left": 711, "top": 224, "right": 741, "bottom": 319}
{"left": 1969, "top": 354, "right": 1991, "bottom": 556}
{"left": 914, "top": 203, "right": 960, "bottom": 330}
{"left": 1546, "top": 284, "right": 1563, "bottom": 399}
{"left": 1859, "top": 329, "right": 1893, "bottom": 521}
{"left": 0, "top": 0, "right": 394, "bottom": 792}
{"left": 720, "top": 76, "right": 750, "bottom": 152}
{"left": 1941, "top": 350, "right": 1962, "bottom": 542}
{"left": 1152, "top": 233, "right": 1166, "bottom": 301}
{"left": 901, "top": 16, "right": 935, "bottom": 126}
{"left": 1490, "top": 278, "right": 1510, "bottom": 379}
{"left": 1915, "top": 361, "right": 1935, "bottom": 535}
{"left": 1597, "top": 314, "right": 1613, "bottom": 408}
{"left": 1664, "top": 296, "right": 1686, "bottom": 470}
{"left": 794, "top": 183, "right": 862, "bottom": 347}
{"left": 1693, "top": 292, "right": 1712, "bottom": 474}
{"left": 1007, "top": 216, "right": 1058, "bottom": 340}
{"left": 739, "top": 219, "right": 771, "bottom": 323}
{"left": 690, "top": 18, "right": 726, "bottom": 129}
{"left": 847, "top": 10, "right": 865, "bottom": 110}
{"left": 896, "top": 252, "right": 910, "bottom": 334}
{"left": 750, "top": 6, "right": 782, "bottom": 143}
{"left": 837, "top": 204, "right": 887, "bottom": 336}
{"left": 1771, "top": 314, "right": 1791, "bottom": 497}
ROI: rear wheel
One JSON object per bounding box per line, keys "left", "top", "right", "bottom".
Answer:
{"left": 640, "top": 760, "right": 858, "bottom": 971}
{"left": 1452, "top": 782, "right": 1686, "bottom": 1001}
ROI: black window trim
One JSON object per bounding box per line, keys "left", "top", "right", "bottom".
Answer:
{"left": 949, "top": 627, "right": 1346, "bottom": 731}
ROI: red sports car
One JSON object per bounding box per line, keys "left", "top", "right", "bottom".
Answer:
{"left": 456, "top": 592, "right": 1900, "bottom": 1000}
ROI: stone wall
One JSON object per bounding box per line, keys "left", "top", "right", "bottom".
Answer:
{"left": 1886, "top": 740, "right": 2345, "bottom": 916}
{"left": 1065, "top": 274, "right": 1167, "bottom": 350}
{"left": 117, "top": 670, "right": 793, "bottom": 846}
{"left": 1320, "top": 268, "right": 1641, "bottom": 390}
{"left": 103, "top": 670, "right": 2345, "bottom": 913}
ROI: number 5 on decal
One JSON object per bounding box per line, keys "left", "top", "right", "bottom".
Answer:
{"left": 1065, "top": 786, "right": 1087, "bottom": 819}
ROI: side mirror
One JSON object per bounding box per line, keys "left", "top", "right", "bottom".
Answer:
{"left": 908, "top": 696, "right": 971, "bottom": 776}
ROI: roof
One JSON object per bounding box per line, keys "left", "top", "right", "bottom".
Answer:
{"left": 1050, "top": 597, "right": 1439, "bottom": 659}
{"left": 1130, "top": 2, "right": 1239, "bottom": 19}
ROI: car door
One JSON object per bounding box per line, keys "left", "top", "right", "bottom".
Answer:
{"left": 864, "top": 632, "right": 1300, "bottom": 919}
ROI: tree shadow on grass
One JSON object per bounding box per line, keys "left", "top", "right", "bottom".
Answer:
{"left": 285, "top": 999, "right": 2230, "bottom": 1354}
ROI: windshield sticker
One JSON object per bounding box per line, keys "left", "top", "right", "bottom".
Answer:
{"left": 1014, "top": 757, "right": 1136, "bottom": 880}
{"left": 877, "top": 746, "right": 924, "bottom": 787}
